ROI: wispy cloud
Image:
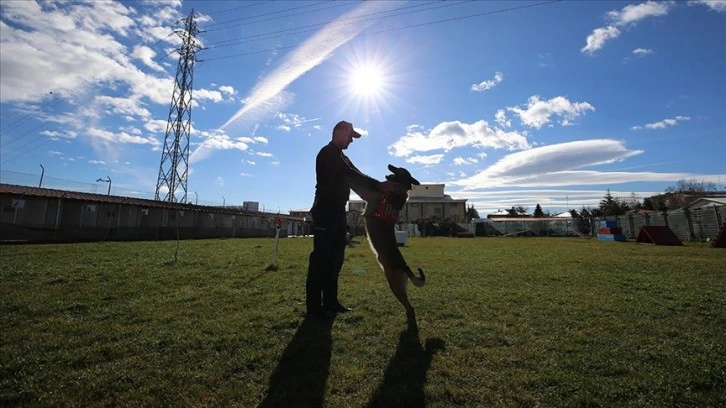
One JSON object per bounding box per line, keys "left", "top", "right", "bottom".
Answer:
{"left": 471, "top": 72, "right": 503, "bottom": 92}
{"left": 582, "top": 1, "right": 672, "bottom": 55}
{"left": 450, "top": 139, "right": 690, "bottom": 190}
{"left": 631, "top": 116, "right": 691, "bottom": 130}
{"left": 219, "top": 2, "right": 396, "bottom": 131}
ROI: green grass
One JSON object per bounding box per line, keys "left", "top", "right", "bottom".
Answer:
{"left": 1, "top": 237, "right": 725, "bottom": 407}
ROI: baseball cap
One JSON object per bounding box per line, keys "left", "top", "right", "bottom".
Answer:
{"left": 334, "top": 120, "right": 361, "bottom": 138}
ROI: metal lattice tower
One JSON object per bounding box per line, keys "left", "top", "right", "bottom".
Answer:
{"left": 155, "top": 10, "right": 201, "bottom": 203}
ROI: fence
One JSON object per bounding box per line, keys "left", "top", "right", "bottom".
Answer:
{"left": 467, "top": 205, "right": 724, "bottom": 242}
{"left": 605, "top": 206, "right": 723, "bottom": 242}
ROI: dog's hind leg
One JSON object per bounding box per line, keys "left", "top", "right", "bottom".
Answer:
{"left": 387, "top": 272, "right": 417, "bottom": 329}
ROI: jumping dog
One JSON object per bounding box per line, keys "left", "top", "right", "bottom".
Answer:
{"left": 349, "top": 164, "right": 426, "bottom": 328}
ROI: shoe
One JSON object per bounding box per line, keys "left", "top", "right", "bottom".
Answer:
{"left": 323, "top": 303, "right": 352, "bottom": 313}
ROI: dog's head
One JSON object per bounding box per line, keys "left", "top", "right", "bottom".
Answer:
{"left": 385, "top": 164, "right": 420, "bottom": 190}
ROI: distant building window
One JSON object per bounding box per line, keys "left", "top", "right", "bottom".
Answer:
{"left": 141, "top": 209, "right": 149, "bottom": 216}
{"left": 12, "top": 199, "right": 25, "bottom": 209}
{"left": 434, "top": 208, "right": 442, "bottom": 216}
{"left": 86, "top": 204, "right": 97, "bottom": 212}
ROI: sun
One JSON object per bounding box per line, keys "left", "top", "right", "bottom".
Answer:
{"left": 348, "top": 63, "right": 386, "bottom": 99}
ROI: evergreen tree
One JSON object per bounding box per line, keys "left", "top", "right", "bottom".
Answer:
{"left": 599, "top": 189, "right": 627, "bottom": 216}
{"left": 465, "top": 205, "right": 480, "bottom": 221}
{"left": 533, "top": 204, "right": 545, "bottom": 218}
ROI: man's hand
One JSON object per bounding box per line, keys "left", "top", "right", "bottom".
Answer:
{"left": 377, "top": 180, "right": 403, "bottom": 194}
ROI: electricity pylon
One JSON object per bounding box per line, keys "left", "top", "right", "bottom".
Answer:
{"left": 155, "top": 9, "right": 201, "bottom": 203}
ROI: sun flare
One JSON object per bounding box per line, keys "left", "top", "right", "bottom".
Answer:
{"left": 348, "top": 63, "right": 386, "bottom": 98}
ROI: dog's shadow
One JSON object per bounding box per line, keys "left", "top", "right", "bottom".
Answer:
{"left": 258, "top": 316, "right": 333, "bottom": 408}
{"left": 365, "top": 327, "right": 446, "bottom": 408}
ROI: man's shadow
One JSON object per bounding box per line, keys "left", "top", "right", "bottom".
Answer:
{"left": 366, "top": 327, "right": 445, "bottom": 408}
{"left": 258, "top": 316, "right": 333, "bottom": 408}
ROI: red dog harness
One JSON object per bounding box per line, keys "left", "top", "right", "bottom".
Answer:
{"left": 373, "top": 195, "right": 399, "bottom": 223}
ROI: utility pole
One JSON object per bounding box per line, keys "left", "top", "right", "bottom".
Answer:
{"left": 155, "top": 9, "right": 202, "bottom": 203}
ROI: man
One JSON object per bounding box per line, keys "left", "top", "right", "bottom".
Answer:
{"left": 306, "top": 120, "right": 392, "bottom": 318}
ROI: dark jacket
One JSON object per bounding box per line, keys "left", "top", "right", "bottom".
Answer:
{"left": 311, "top": 142, "right": 378, "bottom": 212}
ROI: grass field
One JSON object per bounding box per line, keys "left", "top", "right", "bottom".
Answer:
{"left": 1, "top": 236, "right": 725, "bottom": 407}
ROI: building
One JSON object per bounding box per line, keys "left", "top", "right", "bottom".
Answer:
{"left": 0, "top": 183, "right": 302, "bottom": 243}
{"left": 348, "top": 183, "right": 467, "bottom": 224}
{"left": 688, "top": 197, "right": 726, "bottom": 209}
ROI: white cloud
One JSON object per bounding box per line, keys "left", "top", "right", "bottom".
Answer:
{"left": 581, "top": 26, "right": 621, "bottom": 55}
{"left": 607, "top": 1, "right": 672, "bottom": 26}
{"left": 632, "top": 48, "right": 654, "bottom": 56}
{"left": 194, "top": 88, "right": 225, "bottom": 103}
{"left": 276, "top": 112, "right": 320, "bottom": 130}
{"left": 88, "top": 160, "right": 106, "bottom": 165}
{"left": 189, "top": 129, "right": 268, "bottom": 164}
{"left": 219, "top": 85, "right": 235, "bottom": 96}
{"left": 95, "top": 95, "right": 151, "bottom": 119}
{"left": 40, "top": 130, "right": 76, "bottom": 140}
{"left": 690, "top": 0, "right": 726, "bottom": 12}
{"left": 407, "top": 154, "right": 445, "bottom": 165}
{"left": 582, "top": 1, "right": 672, "bottom": 54}
{"left": 494, "top": 109, "right": 511, "bottom": 128}
{"left": 453, "top": 157, "right": 479, "bottom": 165}
{"left": 131, "top": 45, "right": 165, "bottom": 72}
{"left": 471, "top": 72, "right": 503, "bottom": 92}
{"left": 631, "top": 116, "right": 691, "bottom": 130}
{"left": 0, "top": 0, "right": 185, "bottom": 163}
{"left": 87, "top": 127, "right": 160, "bottom": 147}
{"left": 507, "top": 96, "right": 595, "bottom": 129}
{"left": 388, "top": 121, "right": 530, "bottom": 157}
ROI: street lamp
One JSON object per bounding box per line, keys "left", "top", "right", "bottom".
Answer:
{"left": 194, "top": 191, "right": 198, "bottom": 205}
{"left": 96, "top": 176, "right": 111, "bottom": 195}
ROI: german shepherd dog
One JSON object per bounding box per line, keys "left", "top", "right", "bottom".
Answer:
{"left": 349, "top": 164, "right": 426, "bottom": 328}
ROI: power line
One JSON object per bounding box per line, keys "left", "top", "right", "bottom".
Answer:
{"left": 203, "top": 1, "right": 267, "bottom": 17}
{"left": 201, "top": 1, "right": 456, "bottom": 51}
{"left": 201, "top": 0, "right": 559, "bottom": 63}
{"left": 203, "top": 1, "right": 335, "bottom": 31}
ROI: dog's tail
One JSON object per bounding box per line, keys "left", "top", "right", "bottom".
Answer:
{"left": 406, "top": 267, "right": 426, "bottom": 287}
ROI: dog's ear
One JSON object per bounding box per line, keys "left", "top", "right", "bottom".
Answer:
{"left": 410, "top": 176, "right": 420, "bottom": 185}
{"left": 385, "top": 174, "right": 396, "bottom": 181}
{"left": 387, "top": 164, "right": 398, "bottom": 173}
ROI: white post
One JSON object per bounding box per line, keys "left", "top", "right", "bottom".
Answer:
{"left": 270, "top": 225, "right": 281, "bottom": 266}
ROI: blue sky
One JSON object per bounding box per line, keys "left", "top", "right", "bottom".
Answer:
{"left": 1, "top": 0, "right": 724, "bottom": 216}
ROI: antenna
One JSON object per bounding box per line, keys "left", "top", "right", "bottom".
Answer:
{"left": 155, "top": 10, "right": 202, "bottom": 203}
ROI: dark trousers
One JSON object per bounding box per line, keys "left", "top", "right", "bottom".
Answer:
{"left": 306, "top": 209, "right": 347, "bottom": 312}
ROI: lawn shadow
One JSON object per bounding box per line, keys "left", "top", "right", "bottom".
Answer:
{"left": 365, "top": 327, "right": 445, "bottom": 408}
{"left": 258, "top": 316, "right": 333, "bottom": 408}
